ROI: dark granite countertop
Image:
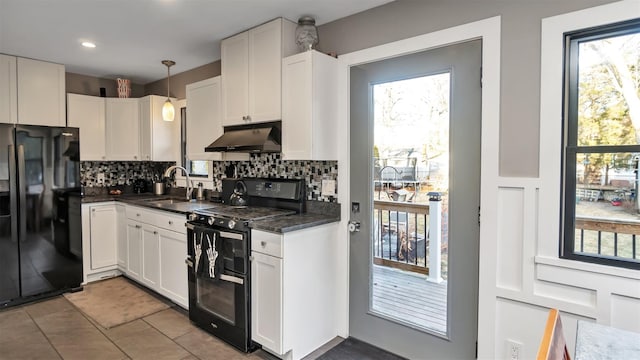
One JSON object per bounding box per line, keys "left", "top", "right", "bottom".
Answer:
{"left": 82, "top": 191, "right": 341, "bottom": 232}
{"left": 81, "top": 193, "right": 215, "bottom": 215}
{"left": 249, "top": 213, "right": 340, "bottom": 233}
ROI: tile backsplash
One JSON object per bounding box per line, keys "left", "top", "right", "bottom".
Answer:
{"left": 81, "top": 154, "right": 338, "bottom": 202}
{"left": 81, "top": 161, "right": 174, "bottom": 187}
{"left": 213, "top": 153, "right": 338, "bottom": 202}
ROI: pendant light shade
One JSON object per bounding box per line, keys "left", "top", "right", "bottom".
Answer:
{"left": 161, "top": 60, "right": 175, "bottom": 121}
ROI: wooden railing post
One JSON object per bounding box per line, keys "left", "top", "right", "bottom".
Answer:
{"left": 428, "top": 192, "right": 443, "bottom": 283}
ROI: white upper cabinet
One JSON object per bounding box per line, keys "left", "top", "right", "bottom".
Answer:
{"left": 221, "top": 18, "right": 296, "bottom": 126}
{"left": 1, "top": 56, "right": 65, "bottom": 126}
{"left": 106, "top": 98, "right": 140, "bottom": 160}
{"left": 282, "top": 51, "right": 339, "bottom": 160}
{"left": 17, "top": 57, "right": 66, "bottom": 126}
{"left": 186, "top": 77, "right": 223, "bottom": 160}
{"left": 67, "top": 94, "right": 107, "bottom": 161}
{"left": 0, "top": 55, "right": 17, "bottom": 124}
{"left": 139, "top": 95, "right": 180, "bottom": 162}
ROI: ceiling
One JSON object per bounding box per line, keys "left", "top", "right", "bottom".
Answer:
{"left": 0, "top": 0, "right": 392, "bottom": 84}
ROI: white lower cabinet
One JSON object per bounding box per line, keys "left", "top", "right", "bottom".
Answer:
{"left": 142, "top": 226, "right": 160, "bottom": 288}
{"left": 251, "top": 251, "right": 283, "bottom": 354}
{"left": 81, "top": 203, "right": 125, "bottom": 283}
{"left": 251, "top": 224, "right": 339, "bottom": 360}
{"left": 158, "top": 228, "right": 188, "bottom": 307}
{"left": 124, "top": 205, "right": 188, "bottom": 308}
{"left": 125, "top": 219, "right": 143, "bottom": 281}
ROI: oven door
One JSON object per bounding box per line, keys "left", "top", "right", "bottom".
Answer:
{"left": 186, "top": 223, "right": 251, "bottom": 352}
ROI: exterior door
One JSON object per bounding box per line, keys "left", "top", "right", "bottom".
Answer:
{"left": 349, "top": 40, "right": 482, "bottom": 359}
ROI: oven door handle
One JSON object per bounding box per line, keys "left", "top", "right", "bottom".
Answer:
{"left": 220, "top": 274, "right": 244, "bottom": 285}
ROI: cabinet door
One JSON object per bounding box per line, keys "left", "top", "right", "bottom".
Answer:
{"left": 251, "top": 251, "right": 283, "bottom": 354}
{"left": 138, "top": 96, "right": 153, "bottom": 161}
{"left": 142, "top": 225, "right": 160, "bottom": 288}
{"left": 89, "top": 205, "right": 118, "bottom": 270}
{"left": 282, "top": 53, "right": 312, "bottom": 160}
{"left": 221, "top": 31, "right": 249, "bottom": 125}
{"left": 159, "top": 228, "right": 188, "bottom": 308}
{"left": 106, "top": 98, "right": 140, "bottom": 160}
{"left": 249, "top": 19, "right": 282, "bottom": 123}
{"left": 0, "top": 54, "right": 17, "bottom": 124}
{"left": 67, "top": 94, "right": 107, "bottom": 160}
{"left": 17, "top": 57, "right": 65, "bottom": 126}
{"left": 116, "top": 205, "right": 128, "bottom": 269}
{"left": 139, "top": 95, "right": 180, "bottom": 162}
{"left": 126, "top": 219, "right": 143, "bottom": 281}
{"left": 186, "top": 77, "right": 223, "bottom": 160}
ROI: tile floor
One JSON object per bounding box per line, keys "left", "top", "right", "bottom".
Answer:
{"left": 0, "top": 289, "right": 338, "bottom": 360}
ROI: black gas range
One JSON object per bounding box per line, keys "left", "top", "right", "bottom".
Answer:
{"left": 185, "top": 178, "right": 305, "bottom": 353}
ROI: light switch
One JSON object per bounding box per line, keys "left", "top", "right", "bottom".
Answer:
{"left": 321, "top": 179, "right": 336, "bottom": 196}
{"left": 97, "top": 173, "right": 105, "bottom": 184}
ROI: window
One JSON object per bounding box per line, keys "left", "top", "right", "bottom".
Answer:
{"left": 180, "top": 106, "right": 209, "bottom": 177}
{"left": 562, "top": 19, "right": 640, "bottom": 269}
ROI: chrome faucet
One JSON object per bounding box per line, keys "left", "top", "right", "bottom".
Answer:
{"left": 163, "top": 165, "right": 193, "bottom": 200}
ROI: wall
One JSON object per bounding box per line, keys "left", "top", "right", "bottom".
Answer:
{"left": 66, "top": 60, "right": 220, "bottom": 99}
{"left": 66, "top": 72, "right": 145, "bottom": 98}
{"left": 317, "top": 0, "right": 616, "bottom": 178}
{"left": 144, "top": 60, "right": 221, "bottom": 99}
{"left": 80, "top": 161, "right": 173, "bottom": 188}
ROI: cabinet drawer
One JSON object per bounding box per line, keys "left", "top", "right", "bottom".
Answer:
{"left": 126, "top": 206, "right": 153, "bottom": 223}
{"left": 154, "top": 211, "right": 186, "bottom": 234}
{"left": 251, "top": 230, "right": 282, "bottom": 258}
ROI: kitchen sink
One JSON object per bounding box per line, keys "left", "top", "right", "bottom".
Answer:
{"left": 144, "top": 198, "right": 189, "bottom": 206}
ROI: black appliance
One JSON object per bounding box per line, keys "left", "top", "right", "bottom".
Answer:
{"left": 1, "top": 125, "right": 82, "bottom": 307}
{"left": 205, "top": 121, "right": 281, "bottom": 153}
{"left": 185, "top": 178, "right": 305, "bottom": 352}
{"left": 52, "top": 188, "right": 82, "bottom": 256}
{"left": 133, "top": 179, "right": 148, "bottom": 194}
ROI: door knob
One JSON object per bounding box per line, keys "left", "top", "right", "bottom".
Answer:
{"left": 348, "top": 221, "right": 361, "bottom": 233}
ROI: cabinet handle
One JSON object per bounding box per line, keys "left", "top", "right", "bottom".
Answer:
{"left": 134, "top": 156, "right": 138, "bottom": 160}
{"left": 153, "top": 231, "right": 158, "bottom": 235}
{"left": 246, "top": 115, "right": 251, "bottom": 121}
{"left": 135, "top": 225, "right": 141, "bottom": 229}
{"left": 92, "top": 208, "right": 95, "bottom": 212}
{"left": 168, "top": 220, "right": 173, "bottom": 225}
{"left": 102, "top": 156, "right": 106, "bottom": 160}
{"left": 261, "top": 241, "right": 266, "bottom": 247}
{"left": 136, "top": 213, "right": 140, "bottom": 217}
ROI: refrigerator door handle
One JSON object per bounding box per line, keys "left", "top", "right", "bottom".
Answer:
{"left": 17, "top": 144, "right": 26, "bottom": 242}
{"left": 8, "top": 145, "right": 18, "bottom": 244}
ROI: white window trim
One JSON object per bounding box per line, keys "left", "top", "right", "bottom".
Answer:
{"left": 538, "top": 0, "right": 640, "bottom": 276}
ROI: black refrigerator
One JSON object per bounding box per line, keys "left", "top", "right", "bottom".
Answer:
{"left": 0, "top": 124, "right": 82, "bottom": 307}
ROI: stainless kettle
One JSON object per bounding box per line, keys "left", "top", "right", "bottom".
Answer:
{"left": 229, "top": 181, "right": 248, "bottom": 207}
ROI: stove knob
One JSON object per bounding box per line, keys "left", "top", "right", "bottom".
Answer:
{"left": 207, "top": 216, "right": 215, "bottom": 226}
{"left": 228, "top": 219, "right": 236, "bottom": 229}
{"left": 188, "top": 213, "right": 198, "bottom": 221}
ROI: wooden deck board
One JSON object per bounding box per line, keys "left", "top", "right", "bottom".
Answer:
{"left": 371, "top": 265, "right": 448, "bottom": 334}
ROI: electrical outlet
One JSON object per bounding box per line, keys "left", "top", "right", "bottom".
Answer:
{"left": 97, "top": 173, "right": 105, "bottom": 184}
{"left": 506, "top": 340, "right": 522, "bottom": 360}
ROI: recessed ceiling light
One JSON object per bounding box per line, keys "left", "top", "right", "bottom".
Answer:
{"left": 81, "top": 41, "right": 96, "bottom": 48}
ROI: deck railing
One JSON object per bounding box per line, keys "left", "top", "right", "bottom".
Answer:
{"left": 575, "top": 217, "right": 639, "bottom": 260}
{"left": 373, "top": 193, "right": 444, "bottom": 282}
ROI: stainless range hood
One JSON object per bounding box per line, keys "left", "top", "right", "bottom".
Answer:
{"left": 205, "top": 121, "right": 281, "bottom": 153}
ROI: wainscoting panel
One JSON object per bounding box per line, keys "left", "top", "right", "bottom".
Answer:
{"left": 496, "top": 187, "right": 525, "bottom": 291}
{"left": 610, "top": 294, "right": 640, "bottom": 332}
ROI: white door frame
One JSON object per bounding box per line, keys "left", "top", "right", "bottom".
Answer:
{"left": 335, "top": 16, "right": 502, "bottom": 358}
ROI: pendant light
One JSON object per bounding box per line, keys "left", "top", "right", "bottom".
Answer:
{"left": 161, "top": 60, "right": 175, "bottom": 121}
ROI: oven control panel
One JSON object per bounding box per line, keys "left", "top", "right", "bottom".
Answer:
{"left": 245, "top": 179, "right": 302, "bottom": 200}
{"left": 188, "top": 213, "right": 248, "bottom": 231}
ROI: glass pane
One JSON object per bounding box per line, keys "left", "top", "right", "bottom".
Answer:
{"left": 574, "top": 151, "right": 640, "bottom": 260}
{"left": 577, "top": 32, "right": 640, "bottom": 146}
{"left": 371, "top": 74, "right": 450, "bottom": 335}
{"left": 190, "top": 160, "right": 209, "bottom": 176}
